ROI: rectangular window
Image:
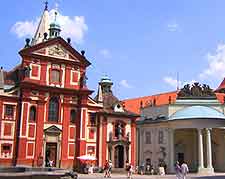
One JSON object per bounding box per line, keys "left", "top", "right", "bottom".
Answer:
{"left": 51, "top": 69, "right": 60, "bottom": 83}
{"left": 89, "top": 113, "right": 96, "bottom": 126}
{"left": 87, "top": 146, "right": 95, "bottom": 155}
{"left": 2, "top": 144, "right": 11, "bottom": 152}
{"left": 158, "top": 131, "right": 164, "bottom": 144}
{"left": 145, "top": 131, "right": 151, "bottom": 144}
{"left": 5, "top": 105, "right": 14, "bottom": 117}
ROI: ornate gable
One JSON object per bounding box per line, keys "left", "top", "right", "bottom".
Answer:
{"left": 19, "top": 37, "right": 91, "bottom": 67}
{"left": 32, "top": 44, "right": 80, "bottom": 62}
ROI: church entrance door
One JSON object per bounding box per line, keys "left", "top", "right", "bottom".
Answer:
{"left": 178, "top": 152, "right": 184, "bottom": 164}
{"left": 45, "top": 142, "right": 57, "bottom": 167}
{"left": 115, "top": 145, "right": 124, "bottom": 168}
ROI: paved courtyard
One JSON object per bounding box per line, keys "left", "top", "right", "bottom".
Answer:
{"left": 79, "top": 173, "right": 225, "bottom": 179}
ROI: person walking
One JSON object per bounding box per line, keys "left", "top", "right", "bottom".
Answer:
{"left": 181, "top": 161, "right": 189, "bottom": 179}
{"left": 175, "top": 161, "right": 182, "bottom": 179}
{"left": 108, "top": 160, "right": 113, "bottom": 178}
{"left": 104, "top": 160, "right": 109, "bottom": 178}
{"left": 140, "top": 162, "right": 145, "bottom": 175}
{"left": 127, "top": 163, "right": 133, "bottom": 179}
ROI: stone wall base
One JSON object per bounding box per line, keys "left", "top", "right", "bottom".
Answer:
{"left": 198, "top": 167, "right": 214, "bottom": 175}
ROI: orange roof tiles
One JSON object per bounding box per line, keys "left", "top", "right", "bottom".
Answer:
{"left": 123, "top": 91, "right": 225, "bottom": 115}
{"left": 122, "top": 91, "right": 178, "bottom": 114}
{"left": 215, "top": 78, "right": 225, "bottom": 92}
{"left": 215, "top": 93, "right": 225, "bottom": 104}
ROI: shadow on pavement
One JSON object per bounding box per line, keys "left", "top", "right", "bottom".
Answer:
{"left": 192, "top": 176, "right": 225, "bottom": 179}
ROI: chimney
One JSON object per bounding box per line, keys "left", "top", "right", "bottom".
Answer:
{"left": 0, "top": 67, "right": 4, "bottom": 94}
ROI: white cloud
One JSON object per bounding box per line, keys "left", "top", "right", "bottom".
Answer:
{"left": 163, "top": 76, "right": 197, "bottom": 89}
{"left": 11, "top": 19, "right": 39, "bottom": 38}
{"left": 163, "top": 76, "right": 180, "bottom": 88}
{"left": 99, "top": 49, "right": 111, "bottom": 59}
{"left": 200, "top": 43, "right": 225, "bottom": 79}
{"left": 11, "top": 9, "right": 88, "bottom": 44}
{"left": 119, "top": 80, "right": 133, "bottom": 88}
{"left": 167, "top": 22, "right": 179, "bottom": 32}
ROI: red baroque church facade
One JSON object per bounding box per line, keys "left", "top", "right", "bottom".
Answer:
{"left": 0, "top": 4, "right": 138, "bottom": 169}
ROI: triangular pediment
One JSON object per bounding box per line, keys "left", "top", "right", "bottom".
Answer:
{"left": 33, "top": 44, "right": 80, "bottom": 62}
{"left": 44, "top": 125, "right": 62, "bottom": 134}
{"left": 19, "top": 37, "right": 91, "bottom": 66}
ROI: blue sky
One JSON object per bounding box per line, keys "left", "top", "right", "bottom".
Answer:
{"left": 1, "top": 0, "right": 225, "bottom": 99}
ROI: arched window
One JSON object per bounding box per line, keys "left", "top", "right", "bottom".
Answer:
{"left": 29, "top": 106, "right": 36, "bottom": 121}
{"left": 48, "top": 97, "right": 59, "bottom": 122}
{"left": 70, "top": 109, "right": 76, "bottom": 124}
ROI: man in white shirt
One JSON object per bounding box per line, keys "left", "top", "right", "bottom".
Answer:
{"left": 181, "top": 162, "right": 189, "bottom": 179}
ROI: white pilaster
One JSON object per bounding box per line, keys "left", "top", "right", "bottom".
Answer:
{"left": 198, "top": 128, "right": 204, "bottom": 171}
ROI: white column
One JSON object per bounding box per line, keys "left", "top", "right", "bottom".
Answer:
{"left": 206, "top": 128, "right": 213, "bottom": 169}
{"left": 198, "top": 128, "right": 204, "bottom": 170}
{"left": 169, "top": 129, "right": 174, "bottom": 173}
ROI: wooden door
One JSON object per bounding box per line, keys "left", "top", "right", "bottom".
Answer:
{"left": 46, "top": 143, "right": 57, "bottom": 167}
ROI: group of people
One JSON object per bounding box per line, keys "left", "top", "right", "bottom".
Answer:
{"left": 93, "top": 160, "right": 188, "bottom": 178}
{"left": 175, "top": 161, "right": 189, "bottom": 179}
{"left": 104, "top": 160, "right": 134, "bottom": 178}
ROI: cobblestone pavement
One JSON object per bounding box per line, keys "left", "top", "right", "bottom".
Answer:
{"left": 78, "top": 173, "right": 225, "bottom": 179}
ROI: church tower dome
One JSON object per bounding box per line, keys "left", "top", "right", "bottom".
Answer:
{"left": 49, "top": 11, "right": 61, "bottom": 38}
{"left": 99, "top": 75, "right": 113, "bottom": 94}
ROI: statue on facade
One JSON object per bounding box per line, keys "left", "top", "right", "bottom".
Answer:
{"left": 117, "top": 123, "right": 123, "bottom": 139}
{"left": 191, "top": 82, "right": 202, "bottom": 96}
{"left": 126, "top": 132, "right": 130, "bottom": 142}
{"left": 178, "top": 82, "right": 215, "bottom": 98}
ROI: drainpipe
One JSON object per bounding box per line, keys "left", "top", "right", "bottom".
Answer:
{"left": 13, "top": 87, "right": 23, "bottom": 166}
{"left": 13, "top": 68, "right": 26, "bottom": 166}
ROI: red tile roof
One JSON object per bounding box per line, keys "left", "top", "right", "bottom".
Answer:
{"left": 122, "top": 91, "right": 178, "bottom": 114}
{"left": 215, "top": 78, "right": 225, "bottom": 92}
{"left": 215, "top": 93, "right": 225, "bottom": 104}
{"left": 123, "top": 91, "right": 225, "bottom": 115}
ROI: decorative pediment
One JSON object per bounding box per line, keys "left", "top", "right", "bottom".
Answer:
{"left": 32, "top": 44, "right": 80, "bottom": 62}
{"left": 144, "top": 150, "right": 152, "bottom": 156}
{"left": 44, "top": 125, "right": 62, "bottom": 134}
{"left": 20, "top": 37, "right": 91, "bottom": 67}
{"left": 48, "top": 44, "right": 67, "bottom": 58}
{"left": 114, "top": 102, "right": 124, "bottom": 113}
{"left": 178, "top": 82, "right": 215, "bottom": 98}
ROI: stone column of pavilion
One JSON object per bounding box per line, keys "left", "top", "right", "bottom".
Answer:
{"left": 197, "top": 128, "right": 214, "bottom": 174}
{"left": 206, "top": 128, "right": 214, "bottom": 173}
{"left": 198, "top": 128, "right": 204, "bottom": 172}
{"left": 169, "top": 129, "right": 174, "bottom": 173}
